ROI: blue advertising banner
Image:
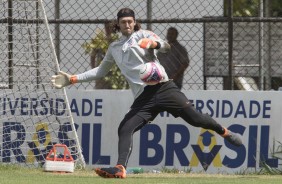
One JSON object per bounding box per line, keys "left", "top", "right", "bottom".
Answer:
{"left": 66, "top": 90, "right": 282, "bottom": 173}
{"left": 0, "top": 90, "right": 281, "bottom": 173}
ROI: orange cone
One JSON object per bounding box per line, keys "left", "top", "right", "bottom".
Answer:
{"left": 44, "top": 144, "right": 74, "bottom": 173}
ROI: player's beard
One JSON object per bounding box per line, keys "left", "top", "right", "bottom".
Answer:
{"left": 121, "top": 28, "right": 134, "bottom": 36}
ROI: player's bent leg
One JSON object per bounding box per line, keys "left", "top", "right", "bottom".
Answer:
{"left": 94, "top": 114, "right": 149, "bottom": 179}
{"left": 95, "top": 165, "right": 126, "bottom": 178}
{"left": 178, "top": 105, "right": 242, "bottom": 146}
{"left": 117, "top": 114, "right": 148, "bottom": 167}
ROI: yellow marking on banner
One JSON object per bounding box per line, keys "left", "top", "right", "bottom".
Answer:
{"left": 27, "top": 122, "right": 51, "bottom": 163}
{"left": 189, "top": 129, "right": 222, "bottom": 167}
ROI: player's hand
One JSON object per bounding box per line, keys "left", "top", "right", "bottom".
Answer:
{"left": 138, "top": 38, "right": 158, "bottom": 49}
{"left": 51, "top": 71, "right": 77, "bottom": 88}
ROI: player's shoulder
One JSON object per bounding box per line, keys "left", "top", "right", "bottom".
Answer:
{"left": 135, "top": 29, "right": 160, "bottom": 39}
{"left": 108, "top": 36, "right": 124, "bottom": 47}
{"left": 132, "top": 29, "right": 146, "bottom": 37}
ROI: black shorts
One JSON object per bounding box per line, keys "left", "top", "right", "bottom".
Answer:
{"left": 129, "top": 80, "right": 191, "bottom": 122}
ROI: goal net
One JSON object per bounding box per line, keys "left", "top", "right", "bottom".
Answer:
{"left": 0, "top": 0, "right": 85, "bottom": 168}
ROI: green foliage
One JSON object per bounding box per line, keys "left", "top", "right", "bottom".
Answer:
{"left": 259, "top": 161, "right": 282, "bottom": 175}
{"left": 82, "top": 31, "right": 118, "bottom": 55}
{"left": 259, "top": 140, "right": 282, "bottom": 175}
{"left": 82, "top": 29, "right": 129, "bottom": 89}
{"left": 271, "top": 0, "right": 282, "bottom": 17}
{"left": 1, "top": 164, "right": 282, "bottom": 184}
{"left": 160, "top": 166, "right": 192, "bottom": 173}
{"left": 224, "top": 0, "right": 260, "bottom": 17}
{"left": 224, "top": 0, "right": 282, "bottom": 17}
{"left": 0, "top": 163, "right": 24, "bottom": 171}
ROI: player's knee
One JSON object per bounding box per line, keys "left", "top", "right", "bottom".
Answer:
{"left": 180, "top": 107, "right": 212, "bottom": 127}
{"left": 118, "top": 126, "right": 127, "bottom": 137}
{"left": 118, "top": 120, "right": 135, "bottom": 137}
{"left": 188, "top": 116, "right": 206, "bottom": 127}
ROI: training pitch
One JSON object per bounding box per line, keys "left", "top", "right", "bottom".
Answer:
{"left": 1, "top": 166, "right": 282, "bottom": 184}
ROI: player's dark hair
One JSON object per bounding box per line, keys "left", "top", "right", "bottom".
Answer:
{"left": 113, "top": 8, "right": 141, "bottom": 33}
{"left": 117, "top": 8, "right": 135, "bottom": 21}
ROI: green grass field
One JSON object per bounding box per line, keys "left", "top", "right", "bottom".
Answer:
{"left": 1, "top": 166, "right": 282, "bottom": 184}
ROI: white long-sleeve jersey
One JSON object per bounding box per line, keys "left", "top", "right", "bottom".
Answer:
{"left": 76, "top": 29, "right": 170, "bottom": 99}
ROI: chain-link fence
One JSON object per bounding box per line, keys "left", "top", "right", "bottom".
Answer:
{"left": 4, "top": 0, "right": 282, "bottom": 91}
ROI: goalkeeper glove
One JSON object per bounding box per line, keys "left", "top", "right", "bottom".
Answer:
{"left": 51, "top": 71, "right": 77, "bottom": 89}
{"left": 138, "top": 38, "right": 160, "bottom": 49}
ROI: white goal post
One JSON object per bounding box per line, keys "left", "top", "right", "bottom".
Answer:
{"left": 0, "top": 0, "right": 85, "bottom": 168}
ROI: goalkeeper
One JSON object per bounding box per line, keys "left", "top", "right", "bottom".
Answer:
{"left": 51, "top": 7, "right": 242, "bottom": 179}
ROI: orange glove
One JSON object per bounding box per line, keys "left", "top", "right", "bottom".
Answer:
{"left": 138, "top": 38, "right": 158, "bottom": 49}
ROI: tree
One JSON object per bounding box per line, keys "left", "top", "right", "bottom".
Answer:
{"left": 223, "top": 0, "right": 282, "bottom": 90}
{"left": 82, "top": 24, "right": 129, "bottom": 89}
{"left": 224, "top": 0, "right": 259, "bottom": 17}
{"left": 270, "top": 0, "right": 282, "bottom": 17}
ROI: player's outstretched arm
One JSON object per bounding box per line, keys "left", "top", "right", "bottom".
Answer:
{"left": 51, "top": 71, "right": 77, "bottom": 89}
{"left": 138, "top": 38, "right": 170, "bottom": 52}
{"left": 138, "top": 38, "right": 159, "bottom": 49}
